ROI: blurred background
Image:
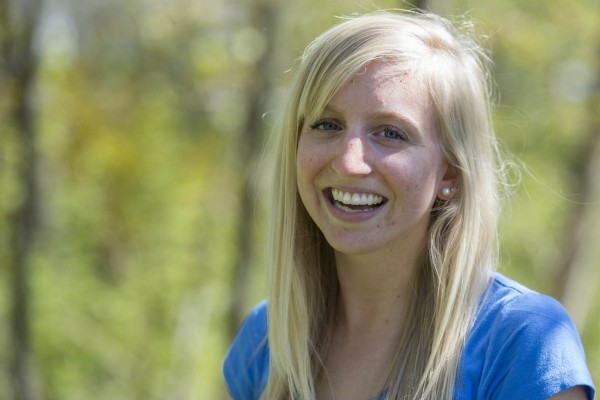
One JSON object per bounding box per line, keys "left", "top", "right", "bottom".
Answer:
{"left": 0, "top": 0, "right": 599, "bottom": 399}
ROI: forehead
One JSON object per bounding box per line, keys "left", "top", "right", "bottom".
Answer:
{"left": 327, "top": 60, "right": 435, "bottom": 127}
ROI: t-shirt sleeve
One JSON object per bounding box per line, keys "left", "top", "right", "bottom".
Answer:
{"left": 222, "top": 301, "right": 270, "bottom": 400}
{"left": 480, "top": 293, "right": 595, "bottom": 400}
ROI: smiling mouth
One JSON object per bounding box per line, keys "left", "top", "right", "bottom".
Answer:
{"left": 328, "top": 188, "right": 387, "bottom": 213}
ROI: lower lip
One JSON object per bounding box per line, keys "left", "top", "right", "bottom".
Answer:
{"left": 324, "top": 194, "right": 384, "bottom": 222}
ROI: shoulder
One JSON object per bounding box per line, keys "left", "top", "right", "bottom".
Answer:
{"left": 480, "top": 272, "right": 574, "bottom": 330}
{"left": 457, "top": 273, "right": 595, "bottom": 400}
{"left": 233, "top": 300, "right": 269, "bottom": 344}
{"left": 222, "top": 300, "right": 270, "bottom": 400}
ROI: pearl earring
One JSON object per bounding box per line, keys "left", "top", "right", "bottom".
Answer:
{"left": 441, "top": 187, "right": 452, "bottom": 197}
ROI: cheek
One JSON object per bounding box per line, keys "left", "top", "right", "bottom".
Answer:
{"left": 296, "top": 140, "right": 316, "bottom": 196}
{"left": 296, "top": 138, "right": 324, "bottom": 182}
{"left": 297, "top": 137, "right": 316, "bottom": 165}
{"left": 296, "top": 150, "right": 308, "bottom": 183}
{"left": 296, "top": 137, "right": 307, "bottom": 166}
{"left": 386, "top": 157, "right": 440, "bottom": 200}
{"left": 298, "top": 154, "right": 314, "bottom": 167}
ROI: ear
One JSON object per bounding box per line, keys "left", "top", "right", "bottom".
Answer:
{"left": 437, "top": 162, "right": 460, "bottom": 201}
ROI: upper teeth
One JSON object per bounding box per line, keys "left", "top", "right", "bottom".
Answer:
{"left": 331, "top": 188, "right": 384, "bottom": 206}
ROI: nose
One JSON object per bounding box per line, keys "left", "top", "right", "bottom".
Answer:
{"left": 331, "top": 134, "right": 372, "bottom": 176}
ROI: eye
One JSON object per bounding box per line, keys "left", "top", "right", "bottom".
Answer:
{"left": 310, "top": 119, "right": 341, "bottom": 131}
{"left": 379, "top": 126, "right": 408, "bottom": 141}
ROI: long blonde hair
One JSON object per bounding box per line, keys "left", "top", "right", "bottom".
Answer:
{"left": 264, "top": 11, "right": 503, "bottom": 399}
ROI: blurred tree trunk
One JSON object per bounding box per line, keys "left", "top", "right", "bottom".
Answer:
{"left": 401, "top": 0, "right": 453, "bottom": 12}
{"left": 228, "top": 0, "right": 279, "bottom": 338}
{"left": 406, "top": 0, "right": 429, "bottom": 9}
{"left": 556, "top": 41, "right": 600, "bottom": 328}
{"left": 0, "top": 0, "right": 43, "bottom": 399}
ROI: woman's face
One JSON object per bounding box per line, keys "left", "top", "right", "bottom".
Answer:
{"left": 296, "top": 61, "right": 456, "bottom": 258}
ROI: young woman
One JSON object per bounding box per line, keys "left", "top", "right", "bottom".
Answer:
{"left": 223, "top": 11, "right": 596, "bottom": 400}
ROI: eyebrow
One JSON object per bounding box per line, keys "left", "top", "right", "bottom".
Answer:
{"left": 371, "top": 111, "right": 419, "bottom": 131}
{"left": 320, "top": 105, "right": 421, "bottom": 134}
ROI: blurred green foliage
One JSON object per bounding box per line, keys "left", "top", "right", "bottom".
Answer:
{"left": 0, "top": 0, "right": 598, "bottom": 398}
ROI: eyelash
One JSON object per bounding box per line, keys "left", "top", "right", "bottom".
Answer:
{"left": 310, "top": 120, "right": 340, "bottom": 131}
{"left": 379, "top": 126, "right": 408, "bottom": 141}
{"left": 309, "top": 120, "right": 408, "bottom": 142}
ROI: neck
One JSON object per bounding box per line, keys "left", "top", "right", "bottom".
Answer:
{"left": 333, "top": 246, "right": 422, "bottom": 335}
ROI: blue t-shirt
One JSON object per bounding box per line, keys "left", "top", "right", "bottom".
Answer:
{"left": 223, "top": 273, "right": 596, "bottom": 399}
